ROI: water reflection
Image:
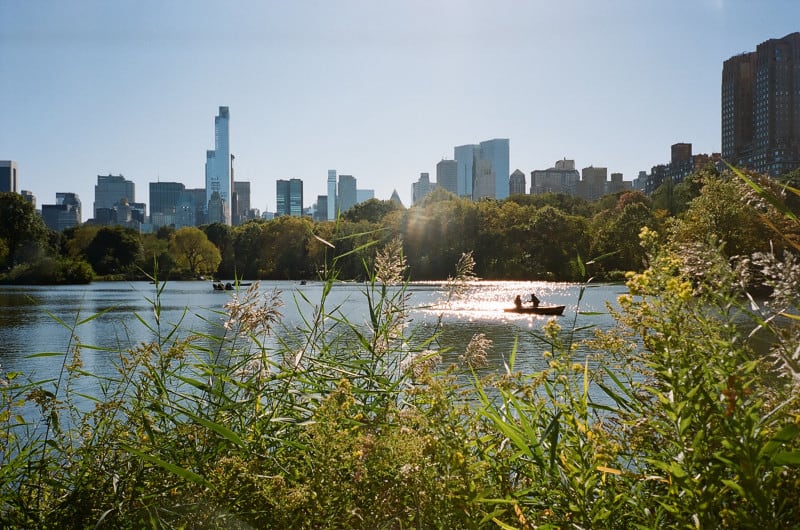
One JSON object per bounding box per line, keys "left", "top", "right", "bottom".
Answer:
{"left": 0, "top": 280, "right": 627, "bottom": 394}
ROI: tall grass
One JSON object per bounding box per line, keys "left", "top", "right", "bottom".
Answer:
{"left": 1, "top": 204, "right": 799, "bottom": 528}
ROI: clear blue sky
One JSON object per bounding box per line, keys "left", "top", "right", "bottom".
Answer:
{"left": 2, "top": 1, "right": 798, "bottom": 221}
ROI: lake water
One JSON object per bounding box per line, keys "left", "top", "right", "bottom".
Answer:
{"left": 0, "top": 280, "right": 626, "bottom": 402}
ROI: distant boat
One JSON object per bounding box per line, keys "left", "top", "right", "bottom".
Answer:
{"left": 212, "top": 281, "right": 252, "bottom": 291}
{"left": 504, "top": 305, "right": 565, "bottom": 316}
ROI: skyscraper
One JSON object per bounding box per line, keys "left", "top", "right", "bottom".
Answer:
{"left": 276, "top": 179, "right": 303, "bottom": 217}
{"left": 94, "top": 174, "right": 135, "bottom": 219}
{"left": 233, "top": 181, "right": 251, "bottom": 225}
{"left": 205, "top": 106, "right": 232, "bottom": 224}
{"left": 454, "top": 144, "right": 478, "bottom": 198}
{"left": 149, "top": 182, "right": 185, "bottom": 222}
{"left": 509, "top": 169, "right": 526, "bottom": 195}
{"left": 412, "top": 173, "right": 433, "bottom": 205}
{"left": 480, "top": 138, "right": 510, "bottom": 200}
{"left": 722, "top": 32, "right": 800, "bottom": 176}
{"left": 327, "top": 170, "right": 337, "bottom": 220}
{"left": 436, "top": 159, "right": 458, "bottom": 195}
{"left": 454, "top": 139, "right": 510, "bottom": 200}
{"left": 337, "top": 174, "right": 357, "bottom": 214}
{"left": 0, "top": 161, "right": 18, "bottom": 193}
{"left": 42, "top": 193, "right": 81, "bottom": 232}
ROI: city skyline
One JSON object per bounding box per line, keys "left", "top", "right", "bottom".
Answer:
{"left": 2, "top": 1, "right": 799, "bottom": 222}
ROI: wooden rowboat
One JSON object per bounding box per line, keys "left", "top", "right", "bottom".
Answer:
{"left": 504, "top": 305, "right": 565, "bottom": 316}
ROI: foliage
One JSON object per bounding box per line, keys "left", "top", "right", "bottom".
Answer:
{"left": 2, "top": 193, "right": 800, "bottom": 527}
{"left": 0, "top": 192, "right": 49, "bottom": 267}
{"left": 169, "top": 226, "right": 222, "bottom": 277}
{"left": 83, "top": 225, "right": 143, "bottom": 277}
{"left": 341, "top": 198, "right": 401, "bottom": 223}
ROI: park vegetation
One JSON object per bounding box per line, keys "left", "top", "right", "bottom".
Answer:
{"left": 0, "top": 165, "right": 799, "bottom": 527}
{"left": 5, "top": 164, "right": 798, "bottom": 285}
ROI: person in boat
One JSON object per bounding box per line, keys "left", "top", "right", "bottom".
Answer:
{"left": 530, "top": 293, "right": 540, "bottom": 308}
{"left": 514, "top": 295, "right": 523, "bottom": 309}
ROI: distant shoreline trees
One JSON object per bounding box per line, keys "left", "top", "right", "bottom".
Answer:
{"left": 1, "top": 164, "right": 798, "bottom": 285}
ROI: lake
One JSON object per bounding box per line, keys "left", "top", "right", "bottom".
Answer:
{"left": 0, "top": 280, "right": 626, "bottom": 401}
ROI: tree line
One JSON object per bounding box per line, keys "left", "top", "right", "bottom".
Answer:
{"left": 1, "top": 163, "right": 798, "bottom": 284}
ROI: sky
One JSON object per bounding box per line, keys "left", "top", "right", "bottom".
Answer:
{"left": 2, "top": 1, "right": 799, "bottom": 222}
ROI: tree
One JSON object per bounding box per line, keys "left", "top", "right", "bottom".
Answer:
{"left": 85, "top": 226, "right": 143, "bottom": 276}
{"left": 170, "top": 227, "right": 221, "bottom": 277}
{"left": 342, "top": 199, "right": 402, "bottom": 224}
{"left": 0, "top": 192, "right": 48, "bottom": 267}
{"left": 202, "top": 223, "right": 235, "bottom": 278}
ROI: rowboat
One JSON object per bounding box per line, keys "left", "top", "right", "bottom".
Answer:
{"left": 503, "top": 305, "right": 565, "bottom": 316}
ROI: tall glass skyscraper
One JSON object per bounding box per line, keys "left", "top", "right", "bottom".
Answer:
{"left": 276, "top": 179, "right": 303, "bottom": 217}
{"left": 205, "top": 106, "right": 232, "bottom": 224}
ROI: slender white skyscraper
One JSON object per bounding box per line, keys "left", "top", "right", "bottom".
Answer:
{"left": 327, "top": 169, "right": 337, "bottom": 220}
{"left": 205, "top": 106, "right": 232, "bottom": 225}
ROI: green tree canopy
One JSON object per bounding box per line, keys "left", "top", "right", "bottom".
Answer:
{"left": 0, "top": 192, "right": 49, "bottom": 267}
{"left": 342, "top": 198, "right": 402, "bottom": 224}
{"left": 170, "top": 227, "right": 221, "bottom": 277}
{"left": 85, "top": 226, "right": 143, "bottom": 276}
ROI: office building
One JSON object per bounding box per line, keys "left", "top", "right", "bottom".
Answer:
{"left": 276, "top": 178, "right": 303, "bottom": 217}
{"left": 722, "top": 32, "right": 800, "bottom": 176}
{"left": 357, "top": 189, "right": 374, "bottom": 203}
{"left": 454, "top": 139, "right": 510, "bottom": 200}
{"left": 205, "top": 106, "right": 232, "bottom": 224}
{"left": 149, "top": 182, "right": 185, "bottom": 227}
{"left": 314, "top": 195, "right": 328, "bottom": 222}
{"left": 0, "top": 161, "right": 18, "bottom": 193}
{"left": 509, "top": 169, "right": 526, "bottom": 195}
{"left": 42, "top": 193, "right": 81, "bottom": 232}
{"left": 454, "top": 144, "right": 478, "bottom": 198}
{"left": 436, "top": 159, "right": 458, "bottom": 195}
{"left": 338, "top": 174, "right": 357, "bottom": 214}
{"left": 233, "top": 181, "right": 251, "bottom": 225}
{"left": 94, "top": 174, "right": 135, "bottom": 219}
{"left": 531, "top": 159, "right": 580, "bottom": 195}
{"left": 327, "top": 170, "right": 337, "bottom": 220}
{"left": 479, "top": 139, "right": 510, "bottom": 200}
{"left": 412, "top": 173, "right": 434, "bottom": 205}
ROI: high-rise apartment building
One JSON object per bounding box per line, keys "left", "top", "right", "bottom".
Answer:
{"left": 94, "top": 174, "right": 135, "bottom": 219}
{"left": 0, "top": 161, "right": 18, "bottom": 193}
{"left": 205, "top": 106, "right": 232, "bottom": 224}
{"left": 337, "top": 174, "right": 357, "bottom": 214}
{"left": 327, "top": 170, "right": 337, "bottom": 220}
{"left": 276, "top": 179, "right": 303, "bottom": 217}
{"left": 436, "top": 159, "right": 458, "bottom": 195}
{"left": 722, "top": 32, "right": 800, "bottom": 176}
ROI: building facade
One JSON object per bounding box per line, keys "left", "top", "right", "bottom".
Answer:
{"left": 94, "top": 174, "right": 135, "bottom": 220}
{"left": 337, "top": 174, "right": 357, "bottom": 214}
{"left": 205, "top": 106, "right": 232, "bottom": 224}
{"left": 42, "top": 192, "right": 81, "bottom": 232}
{"left": 454, "top": 139, "right": 510, "bottom": 200}
{"left": 276, "top": 178, "right": 303, "bottom": 217}
{"left": 412, "top": 172, "right": 433, "bottom": 205}
{"left": 0, "top": 161, "right": 18, "bottom": 193}
{"left": 509, "top": 169, "right": 526, "bottom": 195}
{"left": 722, "top": 32, "right": 800, "bottom": 176}
{"left": 327, "top": 170, "right": 337, "bottom": 220}
{"left": 149, "top": 182, "right": 185, "bottom": 227}
{"left": 233, "top": 181, "right": 251, "bottom": 225}
{"left": 435, "top": 159, "right": 458, "bottom": 195}
{"left": 530, "top": 159, "right": 580, "bottom": 195}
